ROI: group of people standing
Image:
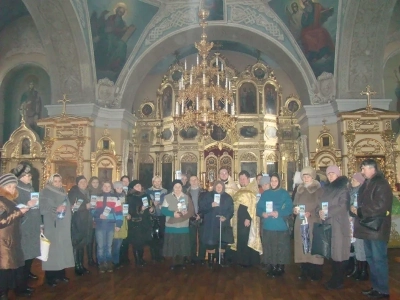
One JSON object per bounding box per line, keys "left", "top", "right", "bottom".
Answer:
{"left": 0, "top": 158, "right": 393, "bottom": 299}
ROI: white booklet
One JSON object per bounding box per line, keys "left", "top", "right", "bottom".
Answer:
{"left": 142, "top": 197, "right": 149, "bottom": 208}
{"left": 299, "top": 204, "right": 306, "bottom": 220}
{"left": 154, "top": 192, "right": 161, "bottom": 202}
{"left": 322, "top": 202, "right": 329, "bottom": 218}
{"left": 72, "top": 199, "right": 84, "bottom": 212}
{"left": 175, "top": 170, "right": 182, "bottom": 180}
{"left": 90, "top": 195, "right": 97, "bottom": 209}
{"left": 123, "top": 204, "right": 129, "bottom": 216}
{"left": 266, "top": 201, "right": 273, "bottom": 213}
{"left": 353, "top": 194, "right": 358, "bottom": 208}
{"left": 177, "top": 198, "right": 187, "bottom": 214}
{"left": 103, "top": 206, "right": 112, "bottom": 217}
{"left": 16, "top": 203, "right": 30, "bottom": 209}
{"left": 30, "top": 192, "right": 39, "bottom": 209}
{"left": 214, "top": 194, "right": 220, "bottom": 205}
{"left": 123, "top": 186, "right": 128, "bottom": 193}
{"left": 256, "top": 193, "right": 261, "bottom": 202}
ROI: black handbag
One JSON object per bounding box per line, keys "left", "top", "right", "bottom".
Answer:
{"left": 359, "top": 216, "right": 384, "bottom": 231}
{"left": 311, "top": 222, "right": 332, "bottom": 259}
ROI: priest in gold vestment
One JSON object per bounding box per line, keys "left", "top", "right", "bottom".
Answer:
{"left": 231, "top": 170, "right": 262, "bottom": 267}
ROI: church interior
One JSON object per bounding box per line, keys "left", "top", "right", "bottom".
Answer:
{"left": 0, "top": 0, "right": 400, "bottom": 299}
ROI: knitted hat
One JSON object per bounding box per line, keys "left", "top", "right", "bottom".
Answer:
{"left": 76, "top": 175, "right": 86, "bottom": 185}
{"left": 259, "top": 176, "right": 270, "bottom": 186}
{"left": 128, "top": 180, "right": 142, "bottom": 191}
{"left": 301, "top": 166, "right": 316, "bottom": 179}
{"left": 113, "top": 181, "right": 123, "bottom": 189}
{"left": 326, "top": 165, "right": 341, "bottom": 177}
{"left": 171, "top": 179, "right": 183, "bottom": 188}
{"left": 0, "top": 173, "right": 18, "bottom": 187}
{"left": 12, "top": 162, "right": 31, "bottom": 178}
{"left": 352, "top": 172, "right": 365, "bottom": 185}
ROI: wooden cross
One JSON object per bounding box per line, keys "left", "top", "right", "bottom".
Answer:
{"left": 58, "top": 94, "right": 70, "bottom": 116}
{"left": 360, "top": 85, "right": 376, "bottom": 111}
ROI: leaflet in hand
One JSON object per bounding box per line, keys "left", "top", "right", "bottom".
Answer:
{"left": 122, "top": 186, "right": 128, "bottom": 193}
{"left": 214, "top": 194, "right": 221, "bottom": 205}
{"left": 142, "top": 197, "right": 149, "bottom": 209}
{"left": 90, "top": 196, "right": 97, "bottom": 209}
{"left": 123, "top": 204, "right": 129, "bottom": 216}
{"left": 256, "top": 193, "right": 261, "bottom": 202}
{"left": 353, "top": 194, "right": 358, "bottom": 208}
{"left": 322, "top": 202, "right": 329, "bottom": 218}
{"left": 72, "top": 199, "right": 84, "bottom": 212}
{"left": 266, "top": 201, "right": 273, "bottom": 213}
{"left": 103, "top": 206, "right": 112, "bottom": 217}
{"left": 119, "top": 196, "right": 126, "bottom": 204}
{"left": 16, "top": 203, "right": 30, "bottom": 209}
{"left": 154, "top": 192, "right": 161, "bottom": 202}
{"left": 175, "top": 170, "right": 182, "bottom": 180}
{"left": 30, "top": 192, "right": 39, "bottom": 209}
{"left": 299, "top": 205, "right": 306, "bottom": 220}
{"left": 177, "top": 198, "right": 187, "bottom": 214}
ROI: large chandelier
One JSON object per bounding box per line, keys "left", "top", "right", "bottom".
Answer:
{"left": 173, "top": 8, "right": 237, "bottom": 139}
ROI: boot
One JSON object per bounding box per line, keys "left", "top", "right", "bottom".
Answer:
{"left": 310, "top": 264, "right": 323, "bottom": 281}
{"left": 119, "top": 240, "right": 130, "bottom": 265}
{"left": 220, "top": 253, "right": 229, "bottom": 267}
{"left": 267, "top": 265, "right": 277, "bottom": 277}
{"left": 98, "top": 262, "right": 107, "bottom": 273}
{"left": 74, "top": 249, "right": 84, "bottom": 276}
{"left": 150, "top": 247, "right": 157, "bottom": 263}
{"left": 0, "top": 290, "right": 8, "bottom": 300}
{"left": 274, "top": 264, "right": 285, "bottom": 276}
{"left": 355, "top": 261, "right": 369, "bottom": 281}
{"left": 346, "top": 257, "right": 357, "bottom": 277}
{"left": 298, "top": 263, "right": 308, "bottom": 280}
{"left": 324, "top": 261, "right": 344, "bottom": 290}
{"left": 79, "top": 249, "right": 90, "bottom": 274}
{"left": 86, "top": 244, "right": 96, "bottom": 266}
{"left": 133, "top": 250, "right": 143, "bottom": 267}
{"left": 207, "top": 253, "right": 214, "bottom": 268}
{"left": 138, "top": 249, "right": 146, "bottom": 266}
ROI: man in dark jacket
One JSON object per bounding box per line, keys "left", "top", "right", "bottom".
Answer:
{"left": 351, "top": 159, "right": 392, "bottom": 299}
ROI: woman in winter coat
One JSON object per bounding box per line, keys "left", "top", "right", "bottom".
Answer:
{"left": 87, "top": 176, "right": 102, "bottom": 266}
{"left": 68, "top": 175, "right": 92, "bottom": 276}
{"left": 126, "top": 180, "right": 154, "bottom": 266}
{"left": 0, "top": 173, "right": 29, "bottom": 299}
{"left": 317, "top": 165, "right": 351, "bottom": 290}
{"left": 12, "top": 162, "right": 41, "bottom": 295}
{"left": 293, "top": 166, "right": 324, "bottom": 281}
{"left": 39, "top": 174, "right": 74, "bottom": 287}
{"left": 257, "top": 173, "right": 292, "bottom": 277}
{"left": 162, "top": 180, "right": 194, "bottom": 270}
{"left": 199, "top": 181, "right": 234, "bottom": 268}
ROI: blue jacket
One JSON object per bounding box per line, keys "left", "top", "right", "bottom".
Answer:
{"left": 257, "top": 188, "right": 293, "bottom": 231}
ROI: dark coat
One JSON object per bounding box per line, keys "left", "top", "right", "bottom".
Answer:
{"left": 68, "top": 185, "right": 92, "bottom": 249}
{"left": 126, "top": 191, "right": 154, "bottom": 248}
{"left": 317, "top": 176, "right": 351, "bottom": 262}
{"left": 353, "top": 172, "right": 393, "bottom": 242}
{"left": 199, "top": 191, "right": 234, "bottom": 246}
{"left": 0, "top": 188, "right": 25, "bottom": 270}
{"left": 15, "top": 180, "right": 41, "bottom": 260}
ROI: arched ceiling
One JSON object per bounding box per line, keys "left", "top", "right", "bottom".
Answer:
{"left": 0, "top": 0, "right": 29, "bottom": 33}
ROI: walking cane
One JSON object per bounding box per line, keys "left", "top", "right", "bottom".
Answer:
{"left": 216, "top": 215, "right": 222, "bottom": 265}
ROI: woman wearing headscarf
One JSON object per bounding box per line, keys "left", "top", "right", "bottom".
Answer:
{"left": 112, "top": 181, "right": 128, "bottom": 269}
{"left": 68, "top": 175, "right": 92, "bottom": 276}
{"left": 126, "top": 180, "right": 154, "bottom": 267}
{"left": 199, "top": 181, "right": 234, "bottom": 268}
{"left": 0, "top": 173, "right": 30, "bottom": 299}
{"left": 317, "top": 165, "right": 350, "bottom": 290}
{"left": 12, "top": 162, "right": 41, "bottom": 294}
{"left": 257, "top": 173, "right": 292, "bottom": 277}
{"left": 87, "top": 176, "right": 102, "bottom": 266}
{"left": 347, "top": 173, "right": 368, "bottom": 280}
{"left": 39, "top": 174, "right": 74, "bottom": 287}
{"left": 293, "top": 166, "right": 324, "bottom": 281}
{"left": 162, "top": 180, "right": 194, "bottom": 270}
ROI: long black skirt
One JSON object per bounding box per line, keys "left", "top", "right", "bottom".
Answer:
{"left": 0, "top": 266, "right": 23, "bottom": 292}
{"left": 163, "top": 233, "right": 190, "bottom": 257}
{"left": 262, "top": 230, "right": 291, "bottom": 265}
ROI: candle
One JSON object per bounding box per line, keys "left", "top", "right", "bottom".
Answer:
{"left": 196, "top": 95, "right": 199, "bottom": 110}
{"left": 190, "top": 73, "right": 192, "bottom": 85}
{"left": 216, "top": 56, "right": 219, "bottom": 67}
{"left": 197, "top": 55, "right": 199, "bottom": 66}
{"left": 176, "top": 102, "right": 179, "bottom": 116}
{"left": 231, "top": 102, "right": 235, "bottom": 115}
{"left": 225, "top": 77, "right": 228, "bottom": 87}
{"left": 203, "top": 73, "right": 206, "bottom": 84}
{"left": 217, "top": 72, "right": 220, "bottom": 86}
{"left": 185, "top": 59, "right": 187, "bottom": 70}
{"left": 181, "top": 102, "right": 184, "bottom": 114}
{"left": 211, "top": 95, "right": 215, "bottom": 110}
{"left": 229, "top": 81, "right": 231, "bottom": 90}
{"left": 221, "top": 63, "right": 224, "bottom": 71}
{"left": 225, "top": 101, "right": 228, "bottom": 112}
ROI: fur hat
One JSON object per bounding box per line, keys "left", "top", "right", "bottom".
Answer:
{"left": 75, "top": 175, "right": 86, "bottom": 185}
{"left": 352, "top": 172, "right": 365, "bottom": 185}
{"left": 301, "top": 166, "right": 316, "bottom": 180}
{"left": 12, "top": 162, "right": 31, "bottom": 178}
{"left": 326, "top": 165, "right": 341, "bottom": 177}
{"left": 128, "top": 180, "right": 142, "bottom": 191}
{"left": 171, "top": 179, "right": 183, "bottom": 188}
{"left": 0, "top": 173, "right": 18, "bottom": 187}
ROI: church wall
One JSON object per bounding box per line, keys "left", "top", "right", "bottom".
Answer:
{"left": 307, "top": 123, "right": 340, "bottom": 161}
{"left": 383, "top": 52, "right": 400, "bottom": 115}
{"left": 134, "top": 51, "right": 300, "bottom": 113}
